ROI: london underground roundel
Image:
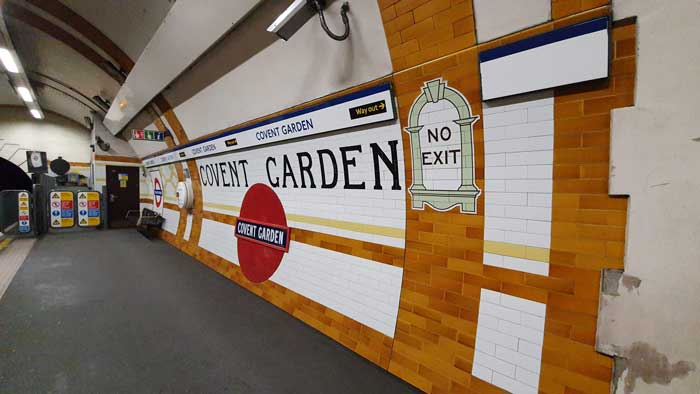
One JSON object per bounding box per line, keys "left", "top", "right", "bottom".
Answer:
{"left": 153, "top": 177, "right": 163, "bottom": 208}
{"left": 234, "top": 183, "right": 290, "bottom": 283}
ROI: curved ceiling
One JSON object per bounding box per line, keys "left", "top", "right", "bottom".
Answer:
{"left": 58, "top": 0, "right": 175, "bottom": 61}
{"left": 0, "top": 0, "right": 175, "bottom": 129}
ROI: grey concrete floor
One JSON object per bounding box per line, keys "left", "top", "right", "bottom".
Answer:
{"left": 0, "top": 230, "right": 419, "bottom": 394}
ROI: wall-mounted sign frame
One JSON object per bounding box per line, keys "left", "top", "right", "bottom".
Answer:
{"left": 77, "top": 191, "right": 101, "bottom": 227}
{"left": 17, "top": 191, "right": 31, "bottom": 233}
{"left": 132, "top": 129, "right": 166, "bottom": 141}
{"left": 26, "top": 151, "right": 48, "bottom": 173}
{"left": 405, "top": 78, "right": 481, "bottom": 214}
{"left": 149, "top": 169, "right": 165, "bottom": 215}
{"left": 143, "top": 83, "right": 397, "bottom": 167}
{"left": 49, "top": 190, "right": 75, "bottom": 228}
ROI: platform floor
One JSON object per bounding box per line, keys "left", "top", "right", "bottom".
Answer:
{"left": 0, "top": 230, "right": 419, "bottom": 393}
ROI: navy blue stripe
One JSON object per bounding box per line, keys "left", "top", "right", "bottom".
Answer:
{"left": 160, "top": 82, "right": 393, "bottom": 156}
{"left": 479, "top": 17, "right": 609, "bottom": 63}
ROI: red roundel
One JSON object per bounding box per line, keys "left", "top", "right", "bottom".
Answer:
{"left": 153, "top": 177, "right": 163, "bottom": 207}
{"left": 236, "top": 183, "right": 289, "bottom": 283}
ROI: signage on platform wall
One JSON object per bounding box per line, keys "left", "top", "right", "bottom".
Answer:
{"left": 143, "top": 83, "right": 396, "bottom": 168}
{"left": 405, "top": 78, "right": 481, "bottom": 213}
{"left": 195, "top": 121, "right": 406, "bottom": 249}
{"left": 149, "top": 169, "right": 164, "bottom": 215}
{"left": 17, "top": 191, "right": 30, "bottom": 233}
{"left": 132, "top": 129, "right": 166, "bottom": 141}
{"left": 77, "top": 191, "right": 101, "bottom": 227}
{"left": 234, "top": 184, "right": 291, "bottom": 283}
{"left": 50, "top": 191, "right": 75, "bottom": 228}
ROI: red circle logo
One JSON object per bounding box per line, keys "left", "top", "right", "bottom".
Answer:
{"left": 235, "top": 184, "right": 290, "bottom": 283}
{"left": 153, "top": 177, "right": 163, "bottom": 207}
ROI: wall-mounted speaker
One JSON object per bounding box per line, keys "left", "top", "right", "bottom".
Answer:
{"left": 176, "top": 181, "right": 194, "bottom": 209}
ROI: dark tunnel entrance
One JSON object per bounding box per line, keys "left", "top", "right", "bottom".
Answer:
{"left": 0, "top": 157, "right": 32, "bottom": 192}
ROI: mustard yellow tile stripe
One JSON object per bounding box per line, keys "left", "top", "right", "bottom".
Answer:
{"left": 483, "top": 240, "right": 550, "bottom": 263}
{"left": 203, "top": 202, "right": 404, "bottom": 239}
{"left": 203, "top": 202, "right": 240, "bottom": 214}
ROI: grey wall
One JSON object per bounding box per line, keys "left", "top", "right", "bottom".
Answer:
{"left": 158, "top": 0, "right": 392, "bottom": 141}
{"left": 599, "top": 1, "right": 700, "bottom": 393}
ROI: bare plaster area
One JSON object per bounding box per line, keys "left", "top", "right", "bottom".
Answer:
{"left": 600, "top": 1, "right": 700, "bottom": 393}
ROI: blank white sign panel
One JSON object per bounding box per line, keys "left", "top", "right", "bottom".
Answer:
{"left": 480, "top": 17, "right": 610, "bottom": 101}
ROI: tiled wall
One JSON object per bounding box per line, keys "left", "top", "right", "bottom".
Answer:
{"left": 381, "top": 0, "right": 477, "bottom": 71}
{"left": 482, "top": 91, "right": 555, "bottom": 277}
{"left": 135, "top": 2, "right": 638, "bottom": 394}
{"left": 195, "top": 123, "right": 406, "bottom": 248}
{"left": 473, "top": 289, "right": 546, "bottom": 394}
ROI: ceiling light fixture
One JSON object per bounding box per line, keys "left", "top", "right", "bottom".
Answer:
{"left": 30, "top": 109, "right": 43, "bottom": 119}
{"left": 0, "top": 48, "right": 18, "bottom": 73}
{"left": 268, "top": 0, "right": 350, "bottom": 41}
{"left": 17, "top": 86, "right": 33, "bottom": 102}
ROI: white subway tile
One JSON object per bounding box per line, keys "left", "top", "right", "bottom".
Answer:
{"left": 505, "top": 179, "right": 553, "bottom": 193}
{"left": 493, "top": 372, "right": 538, "bottom": 394}
{"left": 483, "top": 126, "right": 506, "bottom": 141}
{"left": 483, "top": 108, "right": 527, "bottom": 128}
{"left": 471, "top": 363, "right": 494, "bottom": 383}
{"left": 483, "top": 252, "right": 504, "bottom": 267}
{"left": 485, "top": 204, "right": 506, "bottom": 218}
{"left": 484, "top": 228, "right": 506, "bottom": 242}
{"left": 526, "top": 220, "right": 552, "bottom": 235}
{"left": 495, "top": 345, "right": 542, "bottom": 374}
{"left": 480, "top": 302, "right": 522, "bottom": 324}
{"left": 504, "top": 120, "right": 554, "bottom": 139}
{"left": 506, "top": 256, "right": 553, "bottom": 279}
{"left": 476, "top": 335, "right": 497, "bottom": 355}
{"left": 485, "top": 153, "right": 506, "bottom": 166}
{"left": 486, "top": 179, "right": 506, "bottom": 192}
{"left": 526, "top": 165, "right": 553, "bottom": 179}
{"left": 527, "top": 105, "right": 554, "bottom": 122}
{"left": 504, "top": 205, "right": 552, "bottom": 221}
{"left": 481, "top": 288, "right": 502, "bottom": 304}
{"left": 486, "top": 192, "right": 528, "bottom": 206}
{"left": 476, "top": 326, "right": 518, "bottom": 350}
{"left": 485, "top": 216, "right": 527, "bottom": 232}
{"left": 518, "top": 339, "right": 543, "bottom": 360}
{"left": 478, "top": 312, "right": 501, "bottom": 331}
{"left": 521, "top": 313, "right": 546, "bottom": 331}
{"left": 506, "top": 150, "right": 553, "bottom": 166}
{"left": 498, "top": 320, "right": 545, "bottom": 345}
{"left": 474, "top": 351, "right": 516, "bottom": 378}
{"left": 516, "top": 366, "right": 541, "bottom": 388}
{"left": 501, "top": 293, "right": 547, "bottom": 317}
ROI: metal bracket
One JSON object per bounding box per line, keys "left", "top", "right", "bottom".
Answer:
{"left": 308, "top": 0, "right": 350, "bottom": 41}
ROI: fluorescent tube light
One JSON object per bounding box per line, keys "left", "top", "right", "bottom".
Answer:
{"left": 267, "top": 0, "right": 306, "bottom": 33}
{"left": 0, "top": 48, "right": 18, "bottom": 73}
{"left": 17, "top": 86, "right": 33, "bottom": 102}
{"left": 30, "top": 109, "right": 43, "bottom": 119}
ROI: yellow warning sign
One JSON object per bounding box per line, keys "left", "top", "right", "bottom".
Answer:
{"left": 20, "top": 201, "right": 28, "bottom": 207}
{"left": 80, "top": 218, "right": 87, "bottom": 225}
{"left": 53, "top": 219, "right": 60, "bottom": 225}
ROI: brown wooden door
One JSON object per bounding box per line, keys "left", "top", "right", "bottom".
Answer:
{"left": 106, "top": 165, "right": 139, "bottom": 228}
